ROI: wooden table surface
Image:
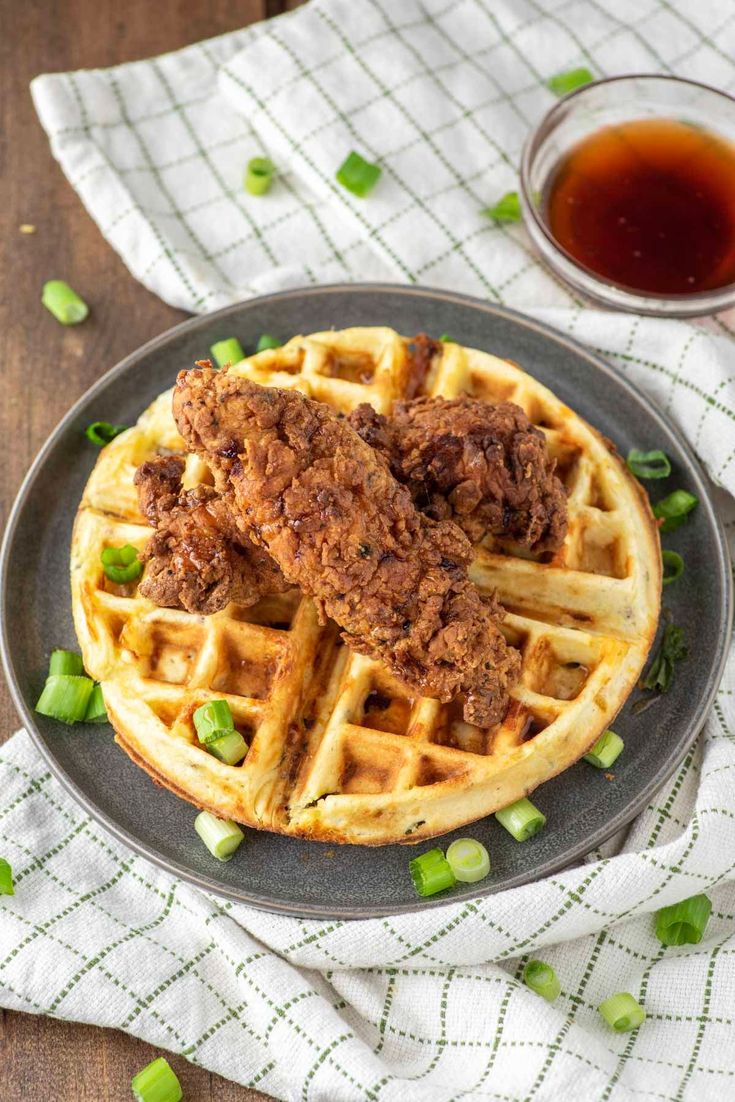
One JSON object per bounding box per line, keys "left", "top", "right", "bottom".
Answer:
{"left": 1, "top": 2, "right": 302, "bottom": 1098}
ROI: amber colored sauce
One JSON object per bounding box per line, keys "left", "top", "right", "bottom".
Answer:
{"left": 545, "top": 118, "right": 735, "bottom": 294}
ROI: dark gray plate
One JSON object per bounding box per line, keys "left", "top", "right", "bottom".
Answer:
{"left": 1, "top": 285, "right": 731, "bottom": 919}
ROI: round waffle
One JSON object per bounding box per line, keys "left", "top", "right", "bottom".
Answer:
{"left": 71, "top": 328, "right": 661, "bottom": 845}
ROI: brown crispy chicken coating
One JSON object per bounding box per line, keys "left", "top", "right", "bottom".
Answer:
{"left": 348, "top": 393, "right": 567, "bottom": 551}
{"left": 172, "top": 365, "right": 521, "bottom": 726}
{"left": 134, "top": 455, "right": 288, "bottom": 615}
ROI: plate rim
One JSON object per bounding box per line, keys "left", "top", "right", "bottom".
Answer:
{"left": 1, "top": 282, "right": 732, "bottom": 919}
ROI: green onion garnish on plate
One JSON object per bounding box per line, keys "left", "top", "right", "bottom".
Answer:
{"left": 523, "top": 959, "right": 560, "bottom": 1002}
{"left": 0, "top": 858, "right": 14, "bottom": 896}
{"left": 641, "top": 624, "right": 687, "bottom": 692}
{"left": 598, "top": 992, "right": 645, "bottom": 1032}
{"left": 653, "top": 489, "right": 698, "bottom": 532}
{"left": 655, "top": 893, "right": 712, "bottom": 945}
{"left": 210, "top": 337, "right": 245, "bottom": 369}
{"left": 438, "top": 334, "right": 454, "bottom": 343}
{"left": 131, "top": 1056, "right": 182, "bottom": 1102}
{"left": 482, "top": 191, "right": 522, "bottom": 223}
{"left": 36, "top": 674, "right": 95, "bottom": 724}
{"left": 84, "top": 683, "right": 108, "bottom": 723}
{"left": 195, "top": 811, "right": 245, "bottom": 861}
{"left": 244, "top": 156, "right": 275, "bottom": 196}
{"left": 546, "top": 67, "right": 594, "bottom": 96}
{"left": 85, "top": 421, "right": 128, "bottom": 447}
{"left": 41, "top": 279, "right": 89, "bottom": 325}
{"left": 626, "top": 448, "right": 671, "bottom": 479}
{"left": 194, "top": 699, "right": 234, "bottom": 742}
{"left": 409, "top": 847, "right": 456, "bottom": 897}
{"left": 100, "top": 544, "right": 143, "bottom": 585}
{"left": 207, "top": 729, "right": 248, "bottom": 765}
{"left": 445, "top": 838, "right": 490, "bottom": 883}
{"left": 336, "top": 151, "right": 382, "bottom": 198}
{"left": 495, "top": 797, "right": 546, "bottom": 841}
{"left": 662, "top": 549, "right": 684, "bottom": 586}
{"left": 49, "top": 649, "right": 84, "bottom": 677}
{"left": 256, "top": 333, "right": 282, "bottom": 352}
{"left": 583, "top": 730, "right": 623, "bottom": 769}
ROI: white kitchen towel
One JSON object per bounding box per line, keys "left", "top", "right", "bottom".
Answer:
{"left": 6, "top": 0, "right": 735, "bottom": 1098}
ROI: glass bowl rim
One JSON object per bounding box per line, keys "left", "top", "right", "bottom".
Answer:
{"left": 519, "top": 73, "right": 735, "bottom": 309}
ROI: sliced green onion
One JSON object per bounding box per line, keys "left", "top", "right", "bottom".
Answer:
{"left": 446, "top": 838, "right": 490, "bottom": 883}
{"left": 626, "top": 448, "right": 671, "bottom": 480}
{"left": 84, "top": 683, "right": 108, "bottom": 723}
{"left": 256, "top": 333, "right": 282, "bottom": 352}
{"left": 336, "top": 151, "right": 382, "bottom": 198}
{"left": 641, "top": 624, "right": 687, "bottom": 692}
{"left": 194, "top": 810, "right": 245, "bottom": 861}
{"left": 409, "top": 847, "right": 456, "bottom": 897}
{"left": 42, "top": 279, "right": 89, "bottom": 325}
{"left": 210, "top": 337, "right": 245, "bottom": 369}
{"left": 662, "top": 549, "right": 684, "bottom": 586}
{"left": 207, "top": 729, "right": 248, "bottom": 765}
{"left": 49, "top": 649, "right": 84, "bottom": 677}
{"left": 523, "top": 960, "right": 560, "bottom": 1002}
{"left": 482, "top": 190, "right": 522, "bottom": 223}
{"left": 101, "top": 544, "right": 143, "bottom": 585}
{"left": 36, "top": 674, "right": 94, "bottom": 724}
{"left": 598, "top": 992, "right": 646, "bottom": 1032}
{"left": 438, "top": 334, "right": 454, "bottom": 343}
{"left": 0, "top": 858, "right": 14, "bottom": 896}
{"left": 85, "top": 421, "right": 128, "bottom": 447}
{"left": 584, "top": 730, "right": 624, "bottom": 769}
{"left": 495, "top": 797, "right": 546, "bottom": 841}
{"left": 655, "top": 893, "right": 712, "bottom": 946}
{"left": 244, "top": 156, "right": 275, "bottom": 196}
{"left": 547, "top": 67, "right": 594, "bottom": 96}
{"left": 194, "top": 699, "right": 234, "bottom": 743}
{"left": 653, "top": 489, "right": 698, "bottom": 532}
{"left": 131, "top": 1056, "right": 183, "bottom": 1102}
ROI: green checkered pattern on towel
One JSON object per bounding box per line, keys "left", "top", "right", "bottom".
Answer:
{"left": 11, "top": 0, "right": 735, "bottom": 1098}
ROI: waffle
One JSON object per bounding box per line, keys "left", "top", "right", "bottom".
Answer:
{"left": 71, "top": 328, "right": 661, "bottom": 845}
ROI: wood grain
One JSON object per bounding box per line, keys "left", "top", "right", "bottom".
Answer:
{"left": 0, "top": 0, "right": 303, "bottom": 1097}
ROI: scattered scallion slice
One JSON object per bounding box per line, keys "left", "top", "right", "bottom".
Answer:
{"left": 49, "top": 649, "right": 84, "bottom": 677}
{"left": 626, "top": 448, "right": 671, "bottom": 480}
{"left": 336, "top": 151, "right": 382, "bottom": 198}
{"left": 547, "top": 67, "right": 594, "bottom": 96}
{"left": 662, "top": 549, "right": 684, "bottom": 586}
{"left": 210, "top": 337, "right": 245, "bottom": 369}
{"left": 194, "top": 811, "right": 245, "bottom": 861}
{"left": 131, "top": 1056, "right": 183, "bottom": 1102}
{"left": 653, "top": 489, "right": 698, "bottom": 532}
{"left": 100, "top": 544, "right": 143, "bottom": 585}
{"left": 0, "top": 858, "right": 14, "bottom": 896}
{"left": 84, "top": 683, "right": 108, "bottom": 723}
{"left": 495, "top": 798, "right": 546, "bottom": 841}
{"left": 36, "top": 675, "right": 94, "bottom": 725}
{"left": 482, "top": 191, "right": 522, "bottom": 223}
{"left": 244, "top": 156, "right": 275, "bottom": 196}
{"left": 42, "top": 279, "right": 89, "bottom": 325}
{"left": 85, "top": 421, "right": 128, "bottom": 447}
{"left": 655, "top": 893, "right": 712, "bottom": 946}
{"left": 641, "top": 624, "right": 687, "bottom": 692}
{"left": 438, "top": 334, "right": 454, "bottom": 343}
{"left": 598, "top": 992, "right": 645, "bottom": 1032}
{"left": 446, "top": 838, "right": 490, "bottom": 883}
{"left": 256, "top": 333, "right": 282, "bottom": 352}
{"left": 207, "top": 729, "right": 248, "bottom": 765}
{"left": 194, "top": 699, "right": 234, "bottom": 743}
{"left": 583, "top": 730, "right": 624, "bottom": 769}
{"left": 523, "top": 960, "right": 560, "bottom": 1002}
{"left": 409, "top": 847, "right": 456, "bottom": 897}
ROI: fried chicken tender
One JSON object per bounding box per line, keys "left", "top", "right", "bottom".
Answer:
{"left": 348, "top": 392, "right": 567, "bottom": 551}
{"left": 173, "top": 365, "right": 521, "bottom": 726}
{"left": 134, "top": 455, "right": 288, "bottom": 615}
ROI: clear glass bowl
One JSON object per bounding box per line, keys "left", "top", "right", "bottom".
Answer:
{"left": 520, "top": 75, "right": 735, "bottom": 317}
